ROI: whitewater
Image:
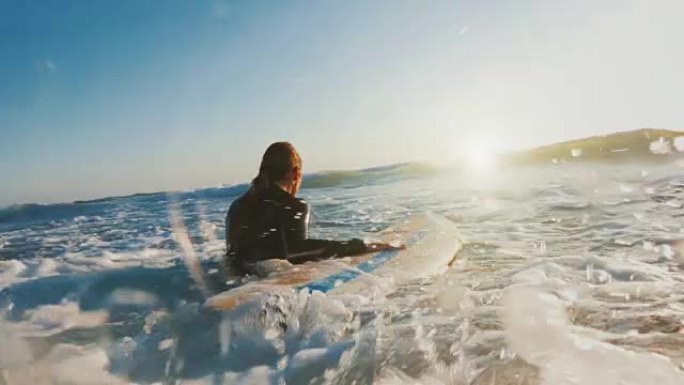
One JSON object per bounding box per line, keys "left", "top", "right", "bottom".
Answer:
{"left": 1, "top": 161, "right": 684, "bottom": 385}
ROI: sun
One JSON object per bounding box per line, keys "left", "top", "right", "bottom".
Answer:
{"left": 464, "top": 145, "right": 496, "bottom": 169}
{"left": 452, "top": 138, "right": 498, "bottom": 170}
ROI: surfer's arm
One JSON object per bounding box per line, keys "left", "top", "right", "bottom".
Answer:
{"left": 285, "top": 200, "right": 401, "bottom": 261}
{"left": 285, "top": 238, "right": 370, "bottom": 263}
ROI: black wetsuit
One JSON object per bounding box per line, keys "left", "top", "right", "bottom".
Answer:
{"left": 225, "top": 185, "right": 368, "bottom": 274}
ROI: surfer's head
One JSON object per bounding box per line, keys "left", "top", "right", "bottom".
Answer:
{"left": 251, "top": 142, "right": 303, "bottom": 195}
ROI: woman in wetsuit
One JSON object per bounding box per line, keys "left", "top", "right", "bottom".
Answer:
{"left": 225, "top": 142, "right": 397, "bottom": 275}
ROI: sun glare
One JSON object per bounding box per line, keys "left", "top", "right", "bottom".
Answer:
{"left": 465, "top": 147, "right": 495, "bottom": 169}
{"left": 453, "top": 138, "right": 498, "bottom": 170}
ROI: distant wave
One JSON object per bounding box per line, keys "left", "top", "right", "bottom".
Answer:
{"left": 303, "top": 162, "right": 441, "bottom": 189}
{"left": 0, "top": 202, "right": 112, "bottom": 227}
{"left": 0, "top": 162, "right": 441, "bottom": 227}
{"left": 0, "top": 184, "right": 249, "bottom": 228}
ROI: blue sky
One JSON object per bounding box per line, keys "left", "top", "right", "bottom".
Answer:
{"left": 2, "top": 0, "right": 683, "bottom": 205}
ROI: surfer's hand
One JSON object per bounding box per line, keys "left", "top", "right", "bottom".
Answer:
{"left": 366, "top": 242, "right": 405, "bottom": 251}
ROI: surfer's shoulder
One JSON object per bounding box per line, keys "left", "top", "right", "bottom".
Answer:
{"left": 228, "top": 194, "right": 245, "bottom": 210}
{"left": 290, "top": 196, "right": 309, "bottom": 211}
{"left": 227, "top": 193, "right": 254, "bottom": 219}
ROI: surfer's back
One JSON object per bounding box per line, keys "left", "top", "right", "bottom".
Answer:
{"left": 225, "top": 185, "right": 309, "bottom": 264}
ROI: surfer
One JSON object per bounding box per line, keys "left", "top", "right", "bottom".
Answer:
{"left": 225, "top": 142, "right": 400, "bottom": 275}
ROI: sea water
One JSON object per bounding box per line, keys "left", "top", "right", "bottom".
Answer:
{"left": 1, "top": 162, "right": 684, "bottom": 384}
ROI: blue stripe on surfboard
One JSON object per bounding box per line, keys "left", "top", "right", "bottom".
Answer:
{"left": 297, "top": 230, "right": 428, "bottom": 293}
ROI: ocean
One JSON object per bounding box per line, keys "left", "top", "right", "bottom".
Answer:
{"left": 1, "top": 161, "right": 684, "bottom": 385}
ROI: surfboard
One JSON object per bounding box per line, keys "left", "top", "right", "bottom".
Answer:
{"left": 206, "top": 213, "right": 462, "bottom": 311}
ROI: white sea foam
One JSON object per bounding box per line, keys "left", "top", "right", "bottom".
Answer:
{"left": 502, "top": 286, "right": 684, "bottom": 385}
{"left": 0, "top": 259, "right": 28, "bottom": 287}
{"left": 1, "top": 344, "right": 127, "bottom": 385}
{"left": 24, "top": 301, "right": 108, "bottom": 334}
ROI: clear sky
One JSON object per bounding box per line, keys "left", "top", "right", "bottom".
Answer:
{"left": 2, "top": 0, "right": 683, "bottom": 205}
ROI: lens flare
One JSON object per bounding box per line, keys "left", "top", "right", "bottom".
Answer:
{"left": 452, "top": 138, "right": 498, "bottom": 170}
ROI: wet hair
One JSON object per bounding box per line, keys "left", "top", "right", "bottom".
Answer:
{"left": 250, "top": 142, "right": 302, "bottom": 195}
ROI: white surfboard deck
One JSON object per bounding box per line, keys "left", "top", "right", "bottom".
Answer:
{"left": 206, "top": 213, "right": 462, "bottom": 311}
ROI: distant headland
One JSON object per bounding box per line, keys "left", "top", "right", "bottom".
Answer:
{"left": 505, "top": 128, "right": 684, "bottom": 165}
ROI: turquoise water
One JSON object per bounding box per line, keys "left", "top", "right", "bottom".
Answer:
{"left": 1, "top": 162, "right": 684, "bottom": 384}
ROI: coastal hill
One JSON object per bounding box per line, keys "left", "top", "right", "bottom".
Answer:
{"left": 505, "top": 128, "right": 684, "bottom": 165}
